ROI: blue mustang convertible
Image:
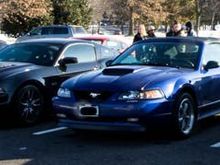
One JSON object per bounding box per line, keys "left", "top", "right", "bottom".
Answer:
{"left": 53, "top": 37, "right": 220, "bottom": 138}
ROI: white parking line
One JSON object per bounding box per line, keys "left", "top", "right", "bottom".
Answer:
{"left": 32, "top": 127, "right": 67, "bottom": 135}
{"left": 210, "top": 142, "right": 220, "bottom": 148}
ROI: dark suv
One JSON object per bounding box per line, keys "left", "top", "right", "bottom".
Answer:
{"left": 16, "top": 25, "right": 88, "bottom": 42}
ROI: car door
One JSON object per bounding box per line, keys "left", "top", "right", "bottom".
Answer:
{"left": 45, "top": 42, "right": 99, "bottom": 96}
{"left": 199, "top": 43, "right": 220, "bottom": 116}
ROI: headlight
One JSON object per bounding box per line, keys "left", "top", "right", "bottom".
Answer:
{"left": 57, "top": 88, "right": 71, "bottom": 98}
{"left": 118, "top": 89, "right": 164, "bottom": 100}
{"left": 139, "top": 90, "right": 164, "bottom": 99}
{"left": 118, "top": 91, "right": 140, "bottom": 100}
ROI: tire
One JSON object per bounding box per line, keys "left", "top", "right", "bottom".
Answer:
{"left": 172, "top": 93, "right": 197, "bottom": 138}
{"left": 12, "top": 85, "right": 44, "bottom": 125}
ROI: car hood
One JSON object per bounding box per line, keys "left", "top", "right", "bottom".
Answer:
{"left": 69, "top": 65, "right": 190, "bottom": 91}
{"left": 0, "top": 62, "right": 41, "bottom": 78}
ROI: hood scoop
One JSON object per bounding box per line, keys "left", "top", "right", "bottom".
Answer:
{"left": 102, "top": 68, "right": 134, "bottom": 76}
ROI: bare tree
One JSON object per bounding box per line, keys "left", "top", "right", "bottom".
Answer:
{"left": 111, "top": 0, "right": 166, "bottom": 35}
{"left": 203, "top": 0, "right": 220, "bottom": 30}
{"left": 88, "top": 0, "right": 113, "bottom": 23}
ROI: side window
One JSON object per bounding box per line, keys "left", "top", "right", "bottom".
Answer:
{"left": 63, "top": 44, "right": 96, "bottom": 63}
{"left": 106, "top": 40, "right": 121, "bottom": 50}
{"left": 41, "top": 27, "right": 53, "bottom": 35}
{"left": 41, "top": 27, "right": 69, "bottom": 35}
{"left": 100, "top": 46, "right": 114, "bottom": 58}
{"left": 53, "top": 27, "right": 69, "bottom": 34}
{"left": 203, "top": 44, "right": 220, "bottom": 65}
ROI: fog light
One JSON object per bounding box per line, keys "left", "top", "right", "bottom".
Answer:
{"left": 56, "top": 113, "right": 66, "bottom": 118}
{"left": 127, "top": 118, "right": 139, "bottom": 122}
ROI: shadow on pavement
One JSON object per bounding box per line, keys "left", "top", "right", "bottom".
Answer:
{"left": 0, "top": 111, "right": 55, "bottom": 129}
{"left": 0, "top": 115, "right": 219, "bottom": 165}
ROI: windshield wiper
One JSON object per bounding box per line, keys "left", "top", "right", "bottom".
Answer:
{"left": 144, "top": 62, "right": 169, "bottom": 67}
{"left": 145, "top": 62, "right": 187, "bottom": 69}
{"left": 109, "top": 63, "right": 143, "bottom": 66}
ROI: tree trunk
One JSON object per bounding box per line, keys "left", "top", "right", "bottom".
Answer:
{"left": 120, "top": 24, "right": 124, "bottom": 35}
{"left": 211, "top": 12, "right": 216, "bottom": 30}
{"left": 128, "top": 7, "right": 134, "bottom": 36}
{"left": 195, "top": 0, "right": 201, "bottom": 36}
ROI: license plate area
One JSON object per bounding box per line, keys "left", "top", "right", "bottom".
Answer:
{"left": 79, "top": 105, "right": 99, "bottom": 117}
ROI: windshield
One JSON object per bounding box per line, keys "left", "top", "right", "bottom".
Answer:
{"left": 0, "top": 43, "right": 63, "bottom": 66}
{"left": 111, "top": 42, "right": 201, "bottom": 69}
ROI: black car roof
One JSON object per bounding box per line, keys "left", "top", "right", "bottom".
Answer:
{"left": 17, "top": 38, "right": 94, "bottom": 45}
{"left": 35, "top": 25, "right": 83, "bottom": 28}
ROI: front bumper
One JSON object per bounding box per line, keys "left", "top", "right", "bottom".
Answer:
{"left": 58, "top": 119, "right": 146, "bottom": 132}
{"left": 53, "top": 96, "right": 173, "bottom": 131}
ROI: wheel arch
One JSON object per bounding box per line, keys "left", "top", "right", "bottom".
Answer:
{"left": 9, "top": 80, "right": 47, "bottom": 125}
{"left": 170, "top": 85, "right": 199, "bottom": 138}
{"left": 10, "top": 80, "right": 45, "bottom": 103}
{"left": 174, "top": 85, "right": 198, "bottom": 115}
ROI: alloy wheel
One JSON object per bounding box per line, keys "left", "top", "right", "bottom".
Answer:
{"left": 173, "top": 93, "right": 196, "bottom": 138}
{"left": 15, "top": 85, "right": 43, "bottom": 124}
{"left": 177, "top": 97, "right": 195, "bottom": 135}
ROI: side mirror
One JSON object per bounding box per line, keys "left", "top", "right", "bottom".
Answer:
{"left": 58, "top": 57, "right": 78, "bottom": 67}
{"left": 105, "top": 60, "right": 113, "bottom": 67}
{"left": 204, "top": 61, "right": 219, "bottom": 71}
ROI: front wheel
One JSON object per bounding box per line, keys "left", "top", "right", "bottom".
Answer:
{"left": 172, "top": 93, "right": 197, "bottom": 138}
{"left": 12, "top": 85, "right": 44, "bottom": 125}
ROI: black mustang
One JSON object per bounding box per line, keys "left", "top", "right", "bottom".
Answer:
{"left": 0, "top": 38, "right": 116, "bottom": 124}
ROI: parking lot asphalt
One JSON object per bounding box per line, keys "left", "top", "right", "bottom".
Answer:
{"left": 0, "top": 116, "right": 219, "bottom": 165}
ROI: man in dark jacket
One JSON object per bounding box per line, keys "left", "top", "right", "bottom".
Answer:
{"left": 185, "top": 21, "right": 196, "bottom": 37}
{"left": 166, "top": 23, "right": 184, "bottom": 37}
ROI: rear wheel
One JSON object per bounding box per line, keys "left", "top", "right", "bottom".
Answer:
{"left": 12, "top": 85, "right": 44, "bottom": 125}
{"left": 172, "top": 93, "right": 197, "bottom": 138}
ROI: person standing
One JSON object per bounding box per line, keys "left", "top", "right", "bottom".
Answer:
{"left": 166, "top": 23, "right": 185, "bottom": 37}
{"left": 146, "top": 25, "right": 156, "bottom": 38}
{"left": 133, "top": 24, "right": 147, "bottom": 43}
{"left": 185, "top": 21, "right": 196, "bottom": 37}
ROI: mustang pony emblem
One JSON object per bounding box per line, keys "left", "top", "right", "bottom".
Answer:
{"left": 90, "top": 93, "right": 101, "bottom": 98}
